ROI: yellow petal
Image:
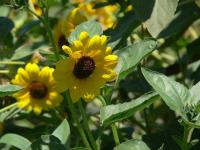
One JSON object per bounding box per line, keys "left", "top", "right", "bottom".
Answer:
{"left": 25, "top": 63, "right": 39, "bottom": 80}
{"left": 79, "top": 31, "right": 89, "bottom": 45}
{"left": 87, "top": 35, "right": 101, "bottom": 51}
{"left": 33, "top": 106, "right": 42, "bottom": 114}
{"left": 62, "top": 45, "right": 72, "bottom": 55}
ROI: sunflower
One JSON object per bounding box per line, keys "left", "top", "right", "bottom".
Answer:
{"left": 12, "top": 63, "right": 63, "bottom": 114}
{"left": 78, "top": 1, "right": 118, "bottom": 29}
{"left": 54, "top": 8, "right": 87, "bottom": 49}
{"left": 54, "top": 31, "right": 118, "bottom": 102}
{"left": 29, "top": 0, "right": 43, "bottom": 16}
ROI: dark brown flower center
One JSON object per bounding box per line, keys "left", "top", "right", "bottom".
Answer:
{"left": 73, "top": 56, "right": 95, "bottom": 79}
{"left": 58, "top": 34, "right": 69, "bottom": 49}
{"left": 30, "top": 82, "right": 48, "bottom": 99}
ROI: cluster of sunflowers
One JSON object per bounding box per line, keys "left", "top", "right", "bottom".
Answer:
{"left": 12, "top": 0, "right": 119, "bottom": 114}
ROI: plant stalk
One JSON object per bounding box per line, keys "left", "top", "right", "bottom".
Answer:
{"left": 78, "top": 101, "right": 97, "bottom": 150}
{"left": 182, "top": 125, "right": 194, "bottom": 150}
{"left": 65, "top": 92, "right": 92, "bottom": 150}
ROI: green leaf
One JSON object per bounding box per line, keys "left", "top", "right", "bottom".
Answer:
{"left": 0, "top": 133, "right": 31, "bottom": 150}
{"left": 0, "top": 84, "right": 23, "bottom": 97}
{"left": 115, "top": 39, "right": 157, "bottom": 81}
{"left": 0, "top": 17, "right": 14, "bottom": 40}
{"left": 68, "top": 20, "right": 102, "bottom": 44}
{"left": 52, "top": 119, "right": 70, "bottom": 144}
{"left": 114, "top": 139, "right": 150, "bottom": 150}
{"left": 189, "top": 81, "right": 200, "bottom": 105}
{"left": 133, "top": 0, "right": 179, "bottom": 38}
{"left": 100, "top": 92, "right": 159, "bottom": 126}
{"left": 141, "top": 68, "right": 191, "bottom": 115}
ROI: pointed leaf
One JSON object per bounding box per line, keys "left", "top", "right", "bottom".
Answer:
{"left": 133, "top": 0, "right": 179, "bottom": 38}
{"left": 100, "top": 92, "right": 159, "bottom": 126}
{"left": 0, "top": 133, "right": 31, "bottom": 150}
{"left": 52, "top": 119, "right": 70, "bottom": 144}
{"left": 141, "top": 68, "right": 191, "bottom": 115}
{"left": 189, "top": 81, "right": 200, "bottom": 105}
{"left": 0, "top": 84, "right": 23, "bottom": 97}
{"left": 115, "top": 38, "right": 157, "bottom": 81}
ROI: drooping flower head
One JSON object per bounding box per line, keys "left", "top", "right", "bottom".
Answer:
{"left": 77, "top": 1, "right": 118, "bottom": 29}
{"left": 12, "top": 63, "right": 63, "bottom": 114}
{"left": 54, "top": 31, "right": 118, "bottom": 102}
{"left": 54, "top": 8, "right": 87, "bottom": 49}
{"left": 29, "top": 0, "right": 43, "bottom": 16}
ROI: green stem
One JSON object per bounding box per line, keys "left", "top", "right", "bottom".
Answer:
{"left": 0, "top": 103, "right": 17, "bottom": 113}
{"left": 182, "top": 126, "right": 194, "bottom": 150}
{"left": 111, "top": 124, "right": 120, "bottom": 146}
{"left": 78, "top": 101, "right": 97, "bottom": 150}
{"left": 144, "top": 108, "right": 150, "bottom": 134}
{"left": 0, "top": 61, "right": 25, "bottom": 65}
{"left": 99, "top": 96, "right": 120, "bottom": 145}
{"left": 27, "top": 7, "right": 60, "bottom": 61}
{"left": 65, "top": 92, "right": 92, "bottom": 150}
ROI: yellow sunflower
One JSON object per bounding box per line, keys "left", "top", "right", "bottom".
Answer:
{"left": 12, "top": 63, "right": 63, "bottom": 114}
{"left": 78, "top": 1, "right": 118, "bottom": 29}
{"left": 29, "top": 0, "right": 43, "bottom": 16}
{"left": 54, "top": 31, "right": 118, "bottom": 102}
{"left": 54, "top": 8, "right": 87, "bottom": 49}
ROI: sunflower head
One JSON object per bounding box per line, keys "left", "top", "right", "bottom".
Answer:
{"left": 54, "top": 31, "right": 118, "bottom": 102}
{"left": 12, "top": 63, "right": 63, "bottom": 114}
{"left": 78, "top": 2, "right": 118, "bottom": 29}
{"left": 54, "top": 8, "right": 87, "bottom": 50}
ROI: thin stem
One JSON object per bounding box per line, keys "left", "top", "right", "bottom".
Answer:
{"left": 0, "top": 70, "right": 9, "bottom": 74}
{"left": 0, "top": 61, "right": 25, "bottom": 65}
{"left": 144, "top": 108, "right": 150, "bottom": 134}
{"left": 0, "top": 102, "right": 17, "bottom": 113}
{"left": 78, "top": 101, "right": 97, "bottom": 150}
{"left": 111, "top": 124, "right": 120, "bottom": 146}
{"left": 65, "top": 92, "right": 92, "bottom": 149}
{"left": 182, "top": 126, "right": 194, "bottom": 150}
{"left": 27, "top": 7, "right": 60, "bottom": 61}
{"left": 99, "top": 96, "right": 120, "bottom": 145}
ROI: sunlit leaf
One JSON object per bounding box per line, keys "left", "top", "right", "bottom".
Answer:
{"left": 52, "top": 119, "right": 70, "bottom": 145}
{"left": 0, "top": 133, "right": 31, "bottom": 150}
{"left": 0, "top": 84, "right": 23, "bottom": 97}
{"left": 133, "top": 0, "right": 179, "bottom": 37}
{"left": 100, "top": 92, "right": 159, "bottom": 126}
{"left": 141, "top": 68, "right": 191, "bottom": 115}
{"left": 115, "top": 39, "right": 157, "bottom": 81}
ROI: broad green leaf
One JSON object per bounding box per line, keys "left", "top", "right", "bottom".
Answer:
{"left": 158, "top": 2, "right": 200, "bottom": 38}
{"left": 133, "top": 0, "right": 179, "bottom": 38}
{"left": 0, "top": 17, "right": 14, "bottom": 39}
{"left": 141, "top": 68, "right": 191, "bottom": 115}
{"left": 52, "top": 119, "right": 70, "bottom": 144}
{"left": 115, "top": 39, "right": 157, "bottom": 81}
{"left": 0, "top": 133, "right": 31, "bottom": 150}
{"left": 68, "top": 20, "right": 102, "bottom": 44}
{"left": 114, "top": 139, "right": 150, "bottom": 150}
{"left": 100, "top": 92, "right": 159, "bottom": 126}
{"left": 0, "top": 84, "right": 23, "bottom": 97}
{"left": 189, "top": 81, "right": 200, "bottom": 105}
